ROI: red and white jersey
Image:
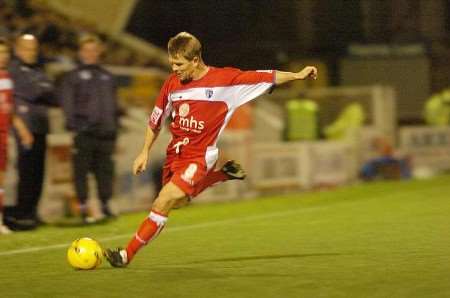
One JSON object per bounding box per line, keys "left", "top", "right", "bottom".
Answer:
{"left": 149, "top": 66, "right": 275, "bottom": 169}
{"left": 0, "top": 71, "right": 14, "bottom": 131}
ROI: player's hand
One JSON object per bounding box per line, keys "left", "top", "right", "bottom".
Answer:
{"left": 20, "top": 130, "right": 34, "bottom": 149}
{"left": 297, "top": 66, "right": 318, "bottom": 80}
{"left": 133, "top": 151, "right": 149, "bottom": 175}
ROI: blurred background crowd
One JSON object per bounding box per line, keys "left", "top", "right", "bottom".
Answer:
{"left": 1, "top": 0, "right": 450, "bottom": 232}
{"left": 0, "top": 0, "right": 169, "bottom": 67}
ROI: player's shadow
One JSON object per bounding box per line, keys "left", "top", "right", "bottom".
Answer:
{"left": 186, "top": 253, "right": 346, "bottom": 264}
{"left": 98, "top": 266, "right": 227, "bottom": 280}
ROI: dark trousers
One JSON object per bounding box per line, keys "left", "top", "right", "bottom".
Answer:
{"left": 15, "top": 133, "right": 47, "bottom": 220}
{"left": 73, "top": 133, "right": 116, "bottom": 206}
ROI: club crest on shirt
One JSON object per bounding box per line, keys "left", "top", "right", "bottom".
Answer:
{"left": 18, "top": 104, "right": 29, "bottom": 114}
{"left": 179, "top": 103, "right": 190, "bottom": 117}
{"left": 205, "top": 89, "right": 214, "bottom": 99}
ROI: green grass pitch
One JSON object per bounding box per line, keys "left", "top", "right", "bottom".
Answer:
{"left": 1, "top": 175, "right": 449, "bottom": 298}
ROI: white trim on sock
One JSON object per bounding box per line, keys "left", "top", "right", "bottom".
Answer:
{"left": 135, "top": 233, "right": 147, "bottom": 244}
{"left": 149, "top": 211, "right": 168, "bottom": 226}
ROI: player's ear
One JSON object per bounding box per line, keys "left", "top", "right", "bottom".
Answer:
{"left": 192, "top": 56, "right": 199, "bottom": 66}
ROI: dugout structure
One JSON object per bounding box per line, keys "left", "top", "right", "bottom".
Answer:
{"left": 249, "top": 85, "right": 396, "bottom": 191}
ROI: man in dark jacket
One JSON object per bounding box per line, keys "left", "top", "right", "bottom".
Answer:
{"left": 59, "top": 35, "right": 118, "bottom": 222}
{"left": 6, "top": 34, "right": 55, "bottom": 229}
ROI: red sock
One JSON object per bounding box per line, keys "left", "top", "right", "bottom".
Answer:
{"left": 192, "top": 169, "right": 229, "bottom": 196}
{"left": 126, "top": 210, "right": 168, "bottom": 263}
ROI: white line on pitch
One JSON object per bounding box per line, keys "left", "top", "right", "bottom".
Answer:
{"left": 0, "top": 208, "right": 307, "bottom": 256}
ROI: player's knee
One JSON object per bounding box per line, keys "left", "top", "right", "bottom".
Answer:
{"left": 159, "top": 185, "right": 184, "bottom": 200}
{"left": 172, "top": 197, "right": 190, "bottom": 209}
{"left": 153, "top": 186, "right": 187, "bottom": 211}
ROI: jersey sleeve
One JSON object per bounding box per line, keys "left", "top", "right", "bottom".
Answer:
{"left": 228, "top": 69, "right": 275, "bottom": 109}
{"left": 148, "top": 78, "right": 172, "bottom": 131}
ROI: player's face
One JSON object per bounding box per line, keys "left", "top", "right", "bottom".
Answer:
{"left": 15, "top": 37, "right": 39, "bottom": 64}
{"left": 79, "top": 42, "right": 103, "bottom": 65}
{"left": 168, "top": 54, "right": 198, "bottom": 83}
{"left": 0, "top": 45, "right": 10, "bottom": 70}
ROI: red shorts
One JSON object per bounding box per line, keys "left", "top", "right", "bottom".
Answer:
{"left": 162, "top": 156, "right": 209, "bottom": 197}
{"left": 0, "top": 130, "right": 8, "bottom": 171}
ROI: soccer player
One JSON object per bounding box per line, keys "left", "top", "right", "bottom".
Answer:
{"left": 0, "top": 38, "right": 33, "bottom": 234}
{"left": 104, "top": 32, "right": 317, "bottom": 266}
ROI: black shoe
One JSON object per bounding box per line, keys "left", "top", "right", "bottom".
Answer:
{"left": 221, "top": 160, "right": 247, "bottom": 180}
{"left": 101, "top": 205, "right": 116, "bottom": 219}
{"left": 4, "top": 216, "right": 37, "bottom": 231}
{"left": 81, "top": 212, "right": 97, "bottom": 224}
{"left": 104, "top": 248, "right": 128, "bottom": 268}
{"left": 32, "top": 216, "right": 46, "bottom": 227}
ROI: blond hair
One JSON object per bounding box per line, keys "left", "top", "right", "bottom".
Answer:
{"left": 168, "top": 32, "right": 202, "bottom": 61}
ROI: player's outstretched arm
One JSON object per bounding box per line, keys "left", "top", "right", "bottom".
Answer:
{"left": 275, "top": 66, "right": 317, "bottom": 86}
{"left": 133, "top": 126, "right": 159, "bottom": 175}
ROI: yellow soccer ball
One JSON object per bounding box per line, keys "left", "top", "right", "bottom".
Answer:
{"left": 67, "top": 237, "right": 103, "bottom": 270}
